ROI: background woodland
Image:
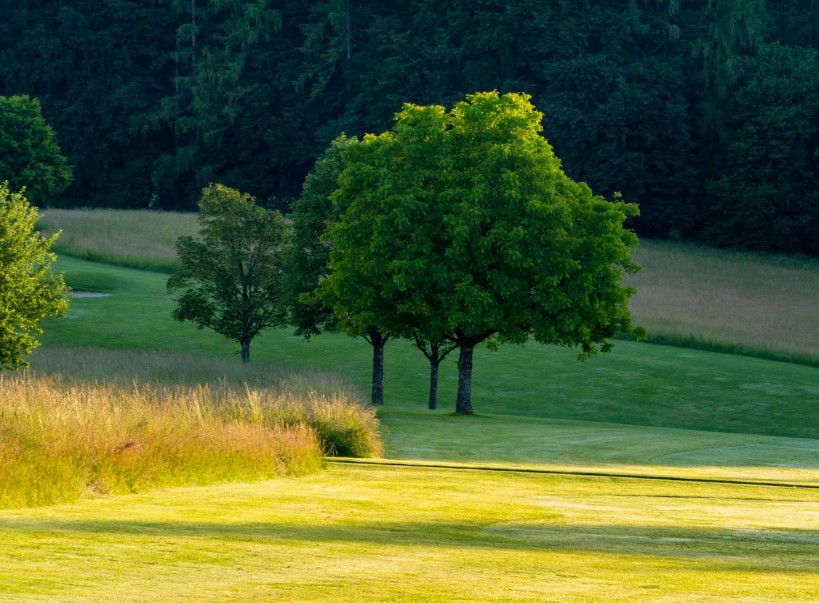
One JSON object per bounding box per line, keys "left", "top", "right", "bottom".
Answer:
{"left": 1, "top": 0, "right": 818, "bottom": 255}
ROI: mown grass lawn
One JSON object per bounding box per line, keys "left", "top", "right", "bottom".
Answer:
{"left": 1, "top": 464, "right": 817, "bottom": 602}
{"left": 42, "top": 256, "right": 819, "bottom": 439}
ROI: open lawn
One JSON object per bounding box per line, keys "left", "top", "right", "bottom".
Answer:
{"left": 3, "top": 211, "right": 818, "bottom": 600}
{"left": 39, "top": 256, "right": 819, "bottom": 440}
{"left": 1, "top": 464, "right": 817, "bottom": 602}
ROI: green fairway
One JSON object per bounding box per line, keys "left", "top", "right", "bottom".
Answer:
{"left": 6, "top": 250, "right": 816, "bottom": 601}
{"left": 1, "top": 464, "right": 817, "bottom": 602}
{"left": 42, "top": 256, "right": 819, "bottom": 439}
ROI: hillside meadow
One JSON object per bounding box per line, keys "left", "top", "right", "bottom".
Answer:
{"left": 37, "top": 208, "right": 819, "bottom": 363}
{"left": 2, "top": 208, "right": 816, "bottom": 601}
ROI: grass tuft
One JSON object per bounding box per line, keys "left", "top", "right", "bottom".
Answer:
{"left": 305, "top": 392, "right": 385, "bottom": 457}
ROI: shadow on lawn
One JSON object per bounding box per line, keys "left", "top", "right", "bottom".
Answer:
{"left": 2, "top": 518, "right": 816, "bottom": 568}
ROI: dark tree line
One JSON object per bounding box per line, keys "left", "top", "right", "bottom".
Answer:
{"left": 1, "top": 0, "right": 818, "bottom": 255}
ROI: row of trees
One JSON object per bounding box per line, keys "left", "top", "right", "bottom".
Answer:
{"left": 1, "top": 0, "right": 818, "bottom": 255}
{"left": 170, "top": 93, "right": 642, "bottom": 414}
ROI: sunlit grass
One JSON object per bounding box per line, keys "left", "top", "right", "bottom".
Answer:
{"left": 0, "top": 464, "right": 816, "bottom": 602}
{"left": 0, "top": 350, "right": 383, "bottom": 509}
{"left": 6, "top": 212, "right": 819, "bottom": 601}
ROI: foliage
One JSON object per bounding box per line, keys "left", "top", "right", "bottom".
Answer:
{"left": 0, "top": 183, "right": 68, "bottom": 370}
{"left": 702, "top": 43, "right": 819, "bottom": 254}
{"left": 2, "top": 1, "right": 819, "bottom": 254}
{"left": 167, "top": 183, "right": 289, "bottom": 362}
{"left": 0, "top": 95, "right": 71, "bottom": 205}
{"left": 320, "top": 92, "right": 641, "bottom": 413}
{"left": 285, "top": 134, "right": 354, "bottom": 337}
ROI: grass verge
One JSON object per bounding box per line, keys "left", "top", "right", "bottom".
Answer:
{"left": 1, "top": 356, "right": 382, "bottom": 509}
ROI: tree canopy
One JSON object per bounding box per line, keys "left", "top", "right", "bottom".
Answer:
{"left": 0, "top": 95, "right": 71, "bottom": 205}
{"left": 1, "top": 1, "right": 817, "bottom": 255}
{"left": 319, "top": 92, "right": 641, "bottom": 413}
{"left": 0, "top": 182, "right": 69, "bottom": 370}
{"left": 168, "top": 183, "right": 289, "bottom": 363}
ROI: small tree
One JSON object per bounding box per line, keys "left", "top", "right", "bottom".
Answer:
{"left": 0, "top": 96, "right": 72, "bottom": 205}
{"left": 168, "top": 183, "right": 289, "bottom": 363}
{"left": 0, "top": 183, "right": 69, "bottom": 370}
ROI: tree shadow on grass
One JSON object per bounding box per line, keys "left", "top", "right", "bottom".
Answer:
{"left": 2, "top": 518, "right": 816, "bottom": 571}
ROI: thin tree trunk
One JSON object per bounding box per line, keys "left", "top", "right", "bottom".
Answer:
{"left": 455, "top": 344, "right": 474, "bottom": 414}
{"left": 241, "top": 339, "right": 250, "bottom": 363}
{"left": 344, "top": 0, "right": 352, "bottom": 60}
{"left": 371, "top": 331, "right": 386, "bottom": 405}
{"left": 428, "top": 358, "right": 440, "bottom": 410}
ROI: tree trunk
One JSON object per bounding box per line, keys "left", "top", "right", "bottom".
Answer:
{"left": 371, "top": 331, "right": 386, "bottom": 405}
{"left": 428, "top": 358, "right": 440, "bottom": 410}
{"left": 455, "top": 343, "right": 474, "bottom": 414}
{"left": 241, "top": 339, "right": 250, "bottom": 363}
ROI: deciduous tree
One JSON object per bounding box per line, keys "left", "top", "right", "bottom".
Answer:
{"left": 168, "top": 183, "right": 289, "bottom": 362}
{"left": 0, "top": 96, "right": 72, "bottom": 205}
{"left": 323, "top": 92, "right": 642, "bottom": 414}
{"left": 0, "top": 182, "right": 68, "bottom": 370}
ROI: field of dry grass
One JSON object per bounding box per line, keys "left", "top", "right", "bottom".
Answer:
{"left": 38, "top": 209, "right": 198, "bottom": 272}
{"left": 1, "top": 350, "right": 383, "bottom": 509}
{"left": 627, "top": 240, "right": 819, "bottom": 360}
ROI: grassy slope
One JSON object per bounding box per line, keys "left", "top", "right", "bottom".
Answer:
{"left": 34, "top": 256, "right": 819, "bottom": 487}
{"left": 628, "top": 241, "right": 819, "bottom": 361}
{"left": 41, "top": 256, "right": 819, "bottom": 441}
{"left": 38, "top": 209, "right": 198, "bottom": 273}
{"left": 38, "top": 207, "right": 819, "bottom": 363}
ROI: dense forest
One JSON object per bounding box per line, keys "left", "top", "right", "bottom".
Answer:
{"left": 1, "top": 0, "right": 817, "bottom": 255}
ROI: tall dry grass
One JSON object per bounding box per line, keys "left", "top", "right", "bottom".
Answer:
{"left": 627, "top": 240, "right": 819, "bottom": 362}
{"left": 37, "top": 208, "right": 198, "bottom": 272}
{"left": 26, "top": 346, "right": 359, "bottom": 398}
{"left": 0, "top": 375, "right": 382, "bottom": 509}
{"left": 1, "top": 349, "right": 383, "bottom": 509}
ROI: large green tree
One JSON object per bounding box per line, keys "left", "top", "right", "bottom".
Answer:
{"left": 285, "top": 135, "right": 355, "bottom": 338}
{"left": 0, "top": 182, "right": 69, "bottom": 369}
{"left": 0, "top": 95, "right": 72, "bottom": 205}
{"left": 310, "top": 132, "right": 394, "bottom": 405}
{"left": 322, "top": 92, "right": 642, "bottom": 414}
{"left": 168, "top": 183, "right": 289, "bottom": 363}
